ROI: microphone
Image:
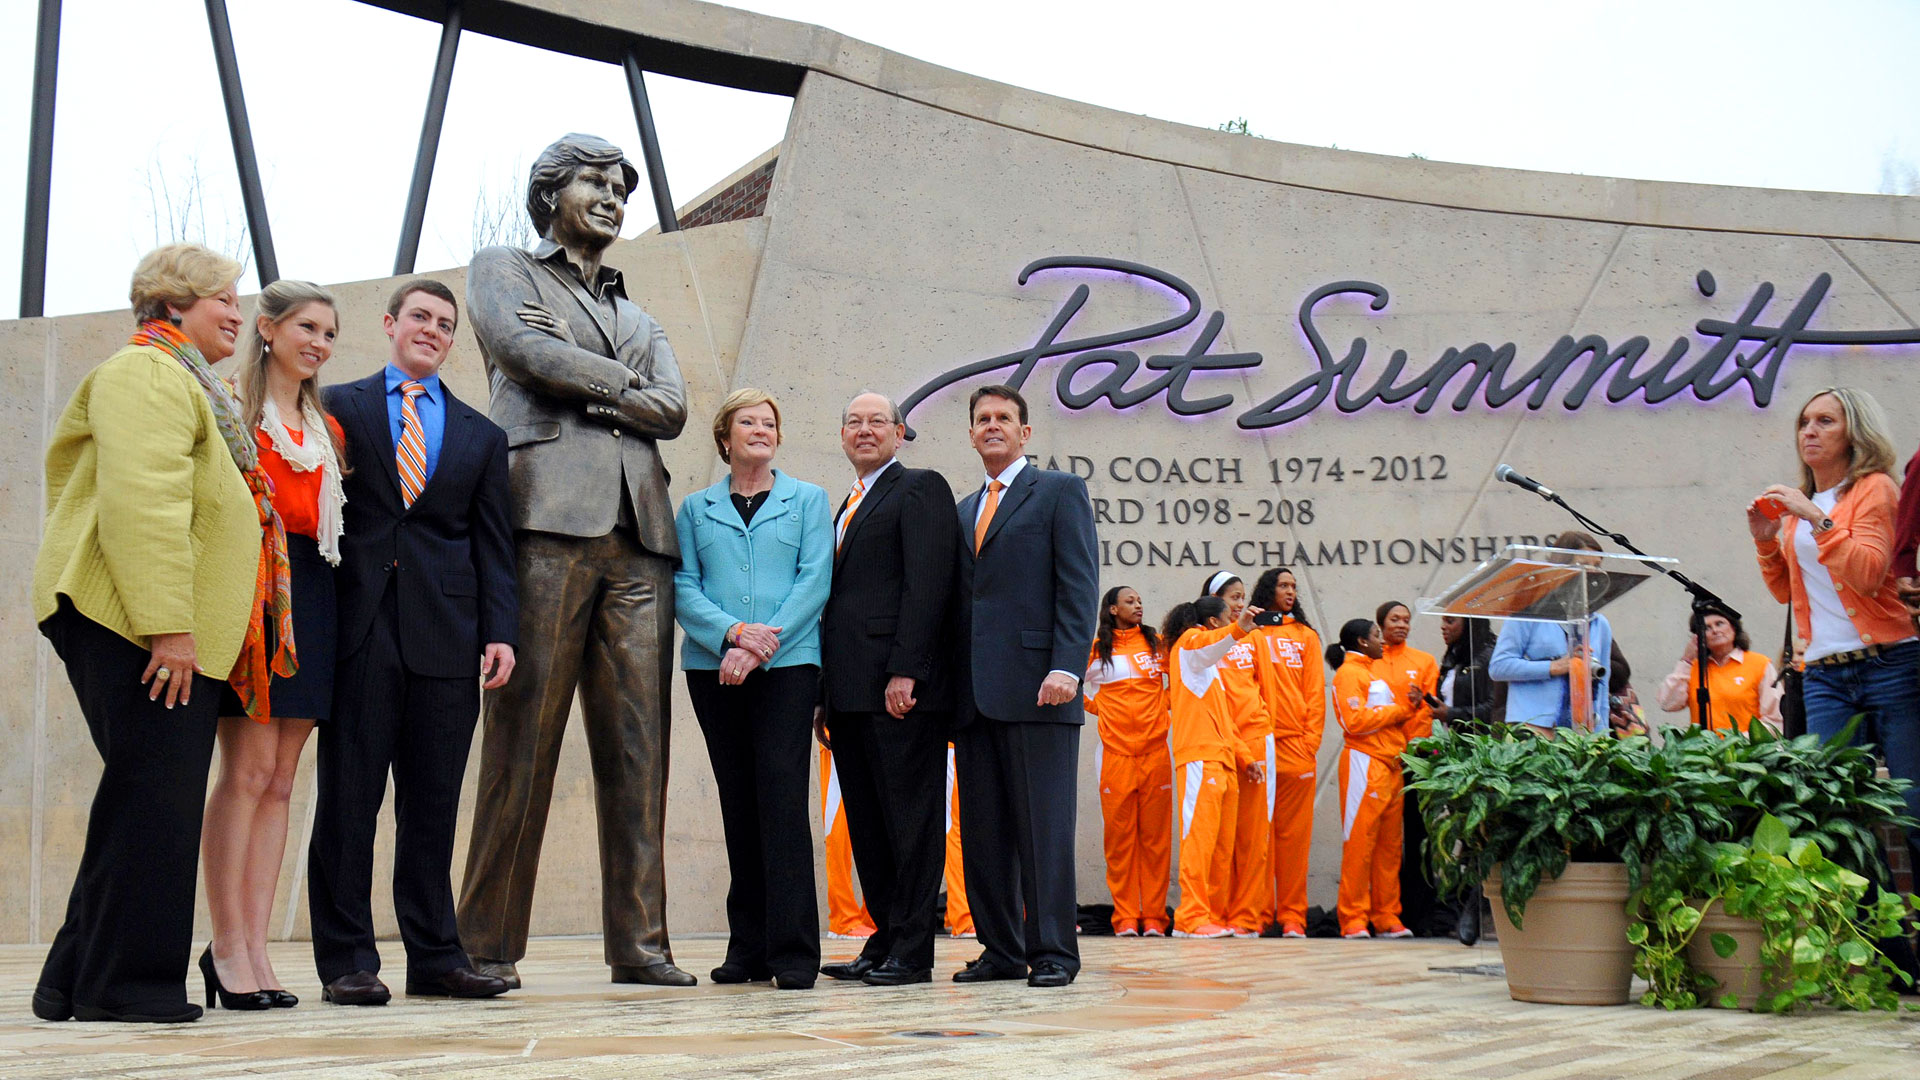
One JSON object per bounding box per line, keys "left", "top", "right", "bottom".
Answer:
{"left": 1495, "top": 464, "right": 1556, "bottom": 500}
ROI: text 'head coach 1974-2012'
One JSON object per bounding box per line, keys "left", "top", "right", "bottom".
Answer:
{"left": 949, "top": 384, "right": 1100, "bottom": 988}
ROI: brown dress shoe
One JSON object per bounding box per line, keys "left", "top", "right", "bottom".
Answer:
{"left": 610, "top": 962, "right": 697, "bottom": 987}
{"left": 470, "top": 958, "right": 521, "bottom": 989}
{"left": 322, "top": 971, "right": 392, "bottom": 1006}
{"left": 406, "top": 966, "right": 511, "bottom": 998}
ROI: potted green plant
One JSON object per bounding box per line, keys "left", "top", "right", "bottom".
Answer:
{"left": 1630, "top": 813, "right": 1918, "bottom": 1011}
{"left": 1406, "top": 725, "right": 1652, "bottom": 1005}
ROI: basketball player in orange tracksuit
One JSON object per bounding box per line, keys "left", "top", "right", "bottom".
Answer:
{"left": 1327, "top": 618, "right": 1420, "bottom": 939}
{"left": 1248, "top": 567, "right": 1324, "bottom": 938}
{"left": 1200, "top": 573, "right": 1273, "bottom": 938}
{"left": 1374, "top": 600, "right": 1440, "bottom": 934}
{"left": 1084, "top": 586, "right": 1172, "bottom": 937}
{"left": 819, "top": 746, "right": 875, "bottom": 938}
{"left": 1165, "top": 596, "right": 1261, "bottom": 938}
{"left": 942, "top": 744, "right": 972, "bottom": 936}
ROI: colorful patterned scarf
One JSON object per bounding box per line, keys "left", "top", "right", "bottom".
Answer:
{"left": 131, "top": 319, "right": 296, "bottom": 722}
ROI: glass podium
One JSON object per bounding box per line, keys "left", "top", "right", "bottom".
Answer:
{"left": 1417, "top": 545, "right": 1675, "bottom": 731}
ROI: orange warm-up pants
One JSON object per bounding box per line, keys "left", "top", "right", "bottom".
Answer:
{"left": 820, "top": 746, "right": 872, "bottom": 936}
{"left": 1219, "top": 736, "right": 1274, "bottom": 933}
{"left": 943, "top": 745, "right": 972, "bottom": 934}
{"left": 1268, "top": 744, "right": 1318, "bottom": 930}
{"left": 1336, "top": 748, "right": 1404, "bottom": 934}
{"left": 1098, "top": 744, "right": 1173, "bottom": 933}
{"left": 1173, "top": 760, "right": 1238, "bottom": 932}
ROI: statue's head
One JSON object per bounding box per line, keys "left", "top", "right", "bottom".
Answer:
{"left": 526, "top": 134, "right": 641, "bottom": 250}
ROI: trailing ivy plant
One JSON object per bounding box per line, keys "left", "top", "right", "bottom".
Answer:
{"left": 1629, "top": 813, "right": 1919, "bottom": 1012}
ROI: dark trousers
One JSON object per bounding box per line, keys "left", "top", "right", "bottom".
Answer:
{"left": 1398, "top": 778, "right": 1452, "bottom": 935}
{"left": 459, "top": 531, "right": 677, "bottom": 968}
{"left": 308, "top": 587, "right": 479, "bottom": 983}
{"left": 37, "top": 602, "right": 221, "bottom": 1012}
{"left": 686, "top": 665, "right": 821, "bottom": 977}
{"left": 828, "top": 708, "right": 947, "bottom": 970}
{"left": 953, "top": 718, "right": 1081, "bottom": 975}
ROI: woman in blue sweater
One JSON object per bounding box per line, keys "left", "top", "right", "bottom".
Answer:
{"left": 674, "top": 389, "right": 832, "bottom": 989}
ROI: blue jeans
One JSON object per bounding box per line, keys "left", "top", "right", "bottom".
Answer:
{"left": 1802, "top": 638, "right": 1920, "bottom": 860}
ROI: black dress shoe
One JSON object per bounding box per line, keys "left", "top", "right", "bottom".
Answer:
{"left": 322, "top": 971, "right": 392, "bottom": 1006}
{"left": 952, "top": 957, "right": 1026, "bottom": 983}
{"left": 710, "top": 962, "right": 772, "bottom": 984}
{"left": 72, "top": 1001, "right": 202, "bottom": 1023}
{"left": 862, "top": 957, "right": 932, "bottom": 986}
{"left": 266, "top": 990, "right": 299, "bottom": 1008}
{"left": 1027, "top": 960, "right": 1074, "bottom": 988}
{"left": 199, "top": 946, "right": 273, "bottom": 1010}
{"left": 1457, "top": 886, "right": 1482, "bottom": 947}
{"left": 772, "top": 971, "right": 816, "bottom": 990}
{"left": 406, "top": 966, "right": 511, "bottom": 998}
{"left": 611, "top": 962, "right": 697, "bottom": 987}
{"left": 819, "top": 955, "right": 880, "bottom": 981}
{"left": 31, "top": 985, "right": 72, "bottom": 1022}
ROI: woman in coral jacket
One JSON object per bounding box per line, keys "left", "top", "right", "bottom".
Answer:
{"left": 1084, "top": 585, "right": 1171, "bottom": 937}
{"left": 1163, "top": 595, "right": 1262, "bottom": 938}
{"left": 1248, "top": 567, "right": 1324, "bottom": 938}
{"left": 1327, "top": 618, "right": 1421, "bottom": 939}
{"left": 1198, "top": 572, "right": 1273, "bottom": 938}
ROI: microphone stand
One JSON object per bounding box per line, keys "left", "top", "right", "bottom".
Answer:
{"left": 1527, "top": 486, "right": 1737, "bottom": 730}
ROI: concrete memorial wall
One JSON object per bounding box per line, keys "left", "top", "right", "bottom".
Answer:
{"left": 3, "top": 0, "right": 1917, "bottom": 944}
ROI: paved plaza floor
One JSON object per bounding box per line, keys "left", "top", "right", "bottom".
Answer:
{"left": 1, "top": 935, "right": 1915, "bottom": 1078}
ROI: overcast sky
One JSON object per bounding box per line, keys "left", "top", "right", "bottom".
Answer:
{"left": 2, "top": 0, "right": 1916, "bottom": 317}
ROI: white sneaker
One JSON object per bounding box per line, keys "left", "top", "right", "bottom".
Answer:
{"left": 1341, "top": 928, "right": 1372, "bottom": 940}
{"left": 1173, "top": 924, "right": 1232, "bottom": 939}
{"left": 1141, "top": 927, "right": 1166, "bottom": 938}
{"left": 950, "top": 929, "right": 976, "bottom": 939}
{"left": 1280, "top": 928, "right": 1306, "bottom": 939}
{"left": 1378, "top": 926, "right": 1414, "bottom": 939}
{"left": 1115, "top": 927, "right": 1140, "bottom": 937}
{"left": 1229, "top": 928, "right": 1259, "bottom": 938}
{"left": 825, "top": 929, "right": 873, "bottom": 940}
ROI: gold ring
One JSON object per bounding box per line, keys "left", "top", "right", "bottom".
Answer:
{"left": 155, "top": 667, "right": 172, "bottom": 683}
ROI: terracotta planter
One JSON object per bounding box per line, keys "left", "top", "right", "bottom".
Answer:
{"left": 1685, "top": 906, "right": 1777, "bottom": 1010}
{"left": 1485, "top": 863, "right": 1634, "bottom": 1005}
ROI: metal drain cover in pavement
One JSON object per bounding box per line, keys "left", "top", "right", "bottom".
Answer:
{"left": 894, "top": 1029, "right": 1004, "bottom": 1039}
{"left": 1429, "top": 964, "right": 1506, "bottom": 977}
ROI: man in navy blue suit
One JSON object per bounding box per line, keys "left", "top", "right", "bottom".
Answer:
{"left": 309, "top": 279, "right": 518, "bottom": 1006}
{"left": 949, "top": 384, "right": 1099, "bottom": 988}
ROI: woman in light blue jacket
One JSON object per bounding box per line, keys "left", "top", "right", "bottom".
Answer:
{"left": 1488, "top": 530, "right": 1615, "bottom": 731}
{"left": 673, "top": 388, "right": 832, "bottom": 990}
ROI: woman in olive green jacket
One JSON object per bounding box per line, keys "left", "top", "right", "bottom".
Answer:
{"left": 31, "top": 244, "right": 271, "bottom": 1024}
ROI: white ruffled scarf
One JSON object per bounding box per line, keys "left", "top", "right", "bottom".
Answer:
{"left": 260, "top": 396, "right": 346, "bottom": 566}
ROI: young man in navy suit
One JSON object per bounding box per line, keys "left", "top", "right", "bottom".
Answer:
{"left": 309, "top": 280, "right": 518, "bottom": 1005}
{"left": 949, "top": 384, "right": 1099, "bottom": 988}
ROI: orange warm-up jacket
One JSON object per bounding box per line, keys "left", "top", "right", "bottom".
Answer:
{"left": 1251, "top": 617, "right": 1326, "bottom": 763}
{"left": 1085, "top": 627, "right": 1171, "bottom": 754}
{"left": 1375, "top": 642, "right": 1440, "bottom": 741}
{"left": 1218, "top": 637, "right": 1271, "bottom": 769}
{"left": 1168, "top": 623, "right": 1250, "bottom": 768}
{"left": 1333, "top": 653, "right": 1411, "bottom": 763}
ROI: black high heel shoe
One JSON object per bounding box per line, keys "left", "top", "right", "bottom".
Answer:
{"left": 199, "top": 946, "right": 273, "bottom": 1011}
{"left": 266, "top": 989, "right": 298, "bottom": 1008}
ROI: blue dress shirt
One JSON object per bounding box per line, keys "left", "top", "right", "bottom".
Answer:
{"left": 383, "top": 364, "right": 444, "bottom": 483}
{"left": 1489, "top": 615, "right": 1614, "bottom": 729}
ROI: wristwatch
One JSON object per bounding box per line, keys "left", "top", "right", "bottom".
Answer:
{"left": 1815, "top": 517, "right": 1835, "bottom": 533}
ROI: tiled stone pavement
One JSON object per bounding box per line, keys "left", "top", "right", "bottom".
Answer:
{"left": 2, "top": 935, "right": 1915, "bottom": 1078}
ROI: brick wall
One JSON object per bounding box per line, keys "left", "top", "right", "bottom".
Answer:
{"left": 676, "top": 157, "right": 777, "bottom": 229}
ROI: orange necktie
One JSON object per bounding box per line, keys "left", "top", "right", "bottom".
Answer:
{"left": 396, "top": 380, "right": 429, "bottom": 508}
{"left": 974, "top": 479, "right": 1004, "bottom": 554}
{"left": 836, "top": 477, "right": 866, "bottom": 554}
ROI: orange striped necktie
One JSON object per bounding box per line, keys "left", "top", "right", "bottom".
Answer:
{"left": 396, "top": 380, "right": 429, "bottom": 507}
{"left": 973, "top": 479, "right": 1004, "bottom": 554}
{"left": 836, "top": 476, "right": 867, "bottom": 554}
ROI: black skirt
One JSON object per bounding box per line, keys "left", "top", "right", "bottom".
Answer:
{"left": 220, "top": 532, "right": 337, "bottom": 722}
